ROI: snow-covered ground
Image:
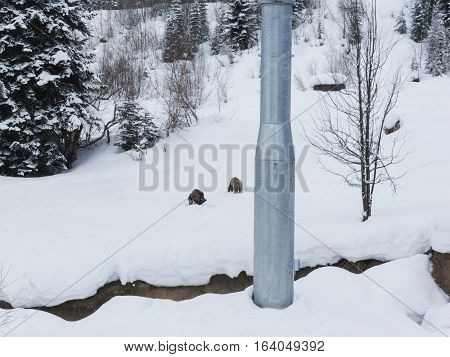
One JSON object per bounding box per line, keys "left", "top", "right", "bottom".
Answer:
{"left": 0, "top": 0, "right": 449, "bottom": 336}
{"left": 2, "top": 255, "right": 449, "bottom": 336}
{"left": 1, "top": 72, "right": 449, "bottom": 308}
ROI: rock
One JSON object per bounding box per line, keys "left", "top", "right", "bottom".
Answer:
{"left": 432, "top": 251, "right": 450, "bottom": 297}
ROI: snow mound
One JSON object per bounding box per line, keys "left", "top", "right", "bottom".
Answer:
{"left": 310, "top": 72, "right": 347, "bottom": 86}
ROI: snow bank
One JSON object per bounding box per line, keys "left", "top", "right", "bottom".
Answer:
{"left": 423, "top": 303, "right": 450, "bottom": 336}
{"left": 2, "top": 255, "right": 447, "bottom": 337}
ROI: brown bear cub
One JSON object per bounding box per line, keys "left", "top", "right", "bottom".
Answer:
{"left": 188, "top": 189, "right": 207, "bottom": 205}
{"left": 228, "top": 177, "right": 243, "bottom": 193}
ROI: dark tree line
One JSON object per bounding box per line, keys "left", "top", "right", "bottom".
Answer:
{"left": 410, "top": 0, "right": 449, "bottom": 77}
{"left": 411, "top": 0, "right": 449, "bottom": 42}
{"left": 163, "top": 0, "right": 261, "bottom": 60}
{"left": 162, "top": 0, "right": 209, "bottom": 62}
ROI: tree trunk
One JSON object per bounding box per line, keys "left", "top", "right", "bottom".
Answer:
{"left": 62, "top": 125, "right": 83, "bottom": 168}
{"left": 362, "top": 184, "right": 372, "bottom": 222}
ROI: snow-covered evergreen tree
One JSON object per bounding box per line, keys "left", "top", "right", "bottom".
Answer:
{"left": 395, "top": 10, "right": 408, "bottom": 34}
{"left": 189, "top": 0, "right": 209, "bottom": 46}
{"left": 437, "top": 0, "right": 450, "bottom": 28}
{"left": 87, "top": 0, "right": 118, "bottom": 10}
{"left": 223, "top": 0, "right": 259, "bottom": 52}
{"left": 115, "top": 101, "right": 160, "bottom": 153}
{"left": 344, "top": 0, "right": 364, "bottom": 46}
{"left": 210, "top": 6, "right": 226, "bottom": 55}
{"left": 411, "top": 0, "right": 431, "bottom": 42}
{"left": 163, "top": 0, "right": 194, "bottom": 62}
{"left": 189, "top": 1, "right": 202, "bottom": 46}
{"left": 199, "top": 0, "right": 210, "bottom": 43}
{"left": 293, "top": 0, "right": 311, "bottom": 29}
{"left": 425, "top": 9, "right": 449, "bottom": 76}
{"left": 293, "top": 0, "right": 301, "bottom": 29}
{"left": 0, "top": 0, "right": 96, "bottom": 177}
{"left": 423, "top": 0, "right": 436, "bottom": 28}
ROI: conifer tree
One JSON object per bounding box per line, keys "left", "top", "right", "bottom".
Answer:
{"left": 317, "top": 19, "right": 324, "bottom": 40}
{"left": 395, "top": 10, "right": 408, "bottom": 34}
{"left": 210, "top": 6, "right": 226, "bottom": 55}
{"left": 425, "top": 9, "right": 449, "bottom": 76}
{"left": 189, "top": 0, "right": 203, "bottom": 46}
{"left": 293, "top": 0, "right": 300, "bottom": 29}
{"left": 163, "top": 0, "right": 195, "bottom": 62}
{"left": 223, "top": 0, "right": 259, "bottom": 52}
{"left": 115, "top": 101, "right": 160, "bottom": 153}
{"left": 0, "top": 0, "right": 96, "bottom": 177}
{"left": 437, "top": 0, "right": 450, "bottom": 28}
{"left": 210, "top": 26, "right": 223, "bottom": 55}
{"left": 199, "top": 0, "right": 210, "bottom": 42}
{"left": 293, "top": 0, "right": 310, "bottom": 29}
{"left": 189, "top": 0, "right": 209, "bottom": 46}
{"left": 423, "top": 0, "right": 436, "bottom": 28}
{"left": 411, "top": 0, "right": 431, "bottom": 42}
{"left": 346, "top": 0, "right": 364, "bottom": 46}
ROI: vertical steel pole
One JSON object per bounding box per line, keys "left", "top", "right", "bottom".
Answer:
{"left": 254, "top": 0, "right": 294, "bottom": 309}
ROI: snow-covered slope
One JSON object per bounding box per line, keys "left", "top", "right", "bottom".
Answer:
{"left": 1, "top": 1, "right": 449, "bottom": 311}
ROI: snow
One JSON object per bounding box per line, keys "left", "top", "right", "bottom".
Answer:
{"left": 52, "top": 50, "right": 70, "bottom": 65}
{"left": 384, "top": 111, "right": 402, "bottom": 129}
{"left": 0, "top": 0, "right": 449, "bottom": 331}
{"left": 36, "top": 71, "right": 60, "bottom": 86}
{"left": 1, "top": 71, "right": 449, "bottom": 308}
{"left": 2, "top": 255, "right": 448, "bottom": 336}
{"left": 309, "top": 72, "right": 347, "bottom": 86}
{"left": 423, "top": 303, "right": 450, "bottom": 336}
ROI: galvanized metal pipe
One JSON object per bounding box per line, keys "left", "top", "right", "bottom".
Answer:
{"left": 254, "top": 0, "right": 295, "bottom": 309}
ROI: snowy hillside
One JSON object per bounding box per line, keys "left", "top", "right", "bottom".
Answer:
{"left": 1, "top": 0, "right": 449, "bottom": 338}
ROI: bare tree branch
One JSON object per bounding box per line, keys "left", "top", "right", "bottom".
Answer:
{"left": 304, "top": 0, "right": 406, "bottom": 221}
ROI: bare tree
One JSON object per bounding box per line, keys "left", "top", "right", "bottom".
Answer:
{"left": 306, "top": 1, "right": 406, "bottom": 222}
{"left": 97, "top": 33, "right": 149, "bottom": 101}
{"left": 150, "top": 52, "right": 210, "bottom": 137}
{"left": 0, "top": 266, "right": 13, "bottom": 331}
{"left": 211, "top": 58, "right": 231, "bottom": 113}
{"left": 82, "top": 10, "right": 162, "bottom": 149}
